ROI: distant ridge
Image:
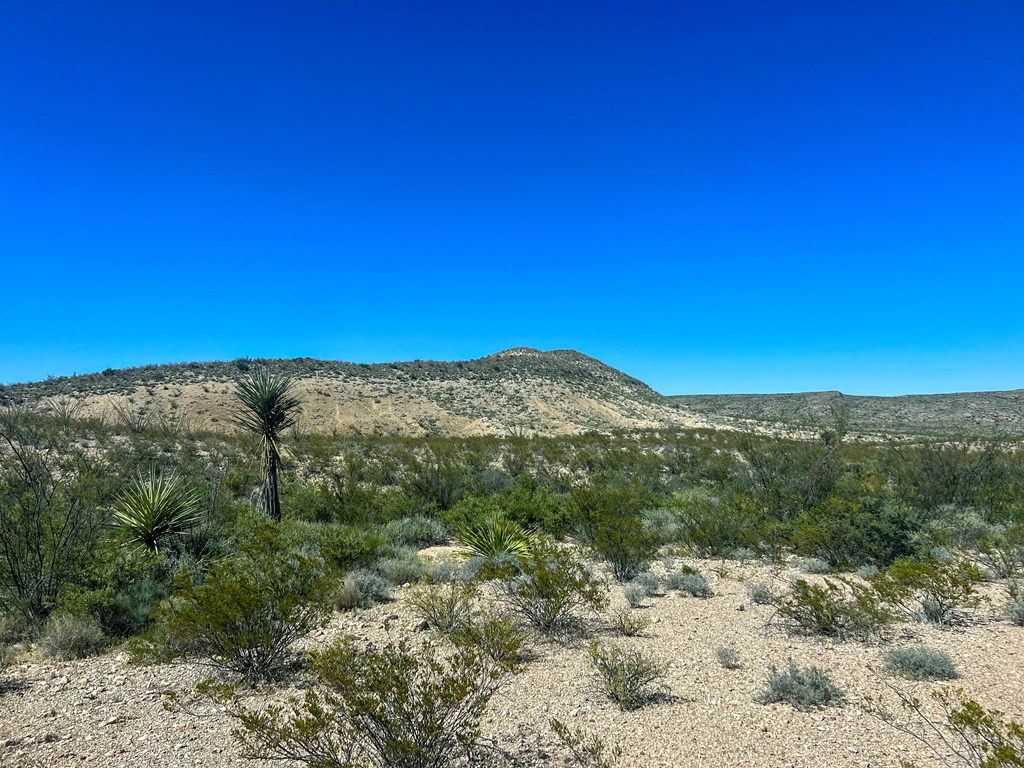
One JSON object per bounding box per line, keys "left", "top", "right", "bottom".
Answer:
{"left": 671, "top": 390, "right": 1024, "bottom": 438}
{"left": 3, "top": 351, "right": 1022, "bottom": 438}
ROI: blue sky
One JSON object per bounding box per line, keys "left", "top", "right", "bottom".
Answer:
{"left": 1, "top": 2, "right": 1022, "bottom": 395}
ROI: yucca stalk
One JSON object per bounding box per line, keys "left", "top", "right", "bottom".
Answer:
{"left": 113, "top": 466, "right": 201, "bottom": 553}
{"left": 231, "top": 366, "right": 301, "bottom": 522}
{"left": 455, "top": 515, "right": 535, "bottom": 561}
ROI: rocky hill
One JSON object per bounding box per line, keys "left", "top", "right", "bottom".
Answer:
{"left": 0, "top": 348, "right": 711, "bottom": 437}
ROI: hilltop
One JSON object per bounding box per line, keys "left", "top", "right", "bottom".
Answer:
{"left": 0, "top": 348, "right": 710, "bottom": 437}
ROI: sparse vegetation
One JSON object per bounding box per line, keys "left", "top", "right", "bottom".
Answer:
{"left": 884, "top": 647, "right": 959, "bottom": 681}
{"left": 716, "top": 646, "right": 741, "bottom": 669}
{"left": 667, "top": 571, "right": 713, "bottom": 598}
{"left": 611, "top": 608, "right": 651, "bottom": 637}
{"left": 757, "top": 659, "right": 845, "bottom": 710}
{"left": 588, "top": 641, "right": 671, "bottom": 711}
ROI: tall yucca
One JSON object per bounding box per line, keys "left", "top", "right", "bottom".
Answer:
{"left": 113, "top": 466, "right": 201, "bottom": 553}
{"left": 231, "top": 365, "right": 301, "bottom": 521}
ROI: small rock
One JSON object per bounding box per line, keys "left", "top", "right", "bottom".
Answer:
{"left": 411, "top": 620, "right": 430, "bottom": 632}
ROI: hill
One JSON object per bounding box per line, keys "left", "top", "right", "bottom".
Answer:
{"left": 0, "top": 348, "right": 711, "bottom": 437}
{"left": 671, "top": 389, "right": 1024, "bottom": 438}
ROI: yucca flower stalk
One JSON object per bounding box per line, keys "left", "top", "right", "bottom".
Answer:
{"left": 231, "top": 366, "right": 301, "bottom": 522}
{"left": 113, "top": 466, "right": 201, "bottom": 553}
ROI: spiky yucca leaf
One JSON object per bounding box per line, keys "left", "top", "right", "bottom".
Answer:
{"left": 113, "top": 467, "right": 201, "bottom": 553}
{"left": 455, "top": 515, "right": 535, "bottom": 561}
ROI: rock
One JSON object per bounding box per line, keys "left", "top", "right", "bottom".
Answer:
{"left": 411, "top": 619, "right": 430, "bottom": 632}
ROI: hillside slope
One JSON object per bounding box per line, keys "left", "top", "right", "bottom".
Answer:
{"left": 671, "top": 390, "right": 1024, "bottom": 438}
{"left": 0, "top": 348, "right": 711, "bottom": 436}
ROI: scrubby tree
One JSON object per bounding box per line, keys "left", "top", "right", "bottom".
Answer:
{"left": 231, "top": 366, "right": 301, "bottom": 522}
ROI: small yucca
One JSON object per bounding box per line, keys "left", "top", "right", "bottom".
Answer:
{"left": 455, "top": 515, "right": 534, "bottom": 561}
{"left": 113, "top": 466, "right": 201, "bottom": 553}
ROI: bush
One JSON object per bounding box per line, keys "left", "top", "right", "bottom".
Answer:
{"left": 884, "top": 647, "right": 959, "bottom": 681}
{"left": 757, "top": 659, "right": 845, "bottom": 710}
{"left": 382, "top": 516, "right": 449, "bottom": 549}
{"left": 667, "top": 572, "right": 712, "bottom": 598}
{"left": 139, "top": 526, "right": 334, "bottom": 681}
{"left": 550, "top": 718, "right": 623, "bottom": 768}
{"left": 747, "top": 582, "right": 775, "bottom": 605}
{"left": 611, "top": 608, "right": 651, "bottom": 637}
{"left": 632, "top": 571, "right": 661, "bottom": 597}
{"left": 588, "top": 641, "right": 670, "bottom": 711}
{"left": 673, "top": 490, "right": 762, "bottom": 558}
{"left": 623, "top": 585, "right": 646, "bottom": 608}
{"left": 802, "top": 557, "right": 831, "bottom": 575}
{"left": 873, "top": 559, "right": 987, "bottom": 627}
{"left": 408, "top": 580, "right": 479, "bottom": 635}
{"left": 206, "top": 639, "right": 511, "bottom": 768}
{"left": 374, "top": 551, "right": 426, "bottom": 585}
{"left": 774, "top": 578, "right": 896, "bottom": 641}
{"left": 42, "top": 614, "right": 107, "bottom": 659}
{"left": 571, "top": 481, "right": 658, "bottom": 582}
{"left": 716, "top": 646, "right": 741, "bottom": 670}
{"left": 499, "top": 540, "right": 607, "bottom": 637}
{"left": 1007, "top": 599, "right": 1024, "bottom": 627}
{"left": 335, "top": 569, "right": 392, "bottom": 611}
{"left": 450, "top": 608, "right": 529, "bottom": 672}
{"left": 866, "top": 684, "right": 1024, "bottom": 768}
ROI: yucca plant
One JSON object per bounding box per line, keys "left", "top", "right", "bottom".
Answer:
{"left": 113, "top": 467, "right": 201, "bottom": 553}
{"left": 455, "top": 514, "right": 535, "bottom": 562}
{"left": 231, "top": 366, "right": 301, "bottom": 522}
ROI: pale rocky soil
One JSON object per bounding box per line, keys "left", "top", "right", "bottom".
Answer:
{"left": 2, "top": 556, "right": 1021, "bottom": 768}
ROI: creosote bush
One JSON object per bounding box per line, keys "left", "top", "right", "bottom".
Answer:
{"left": 774, "top": 577, "right": 895, "bottom": 641}
{"left": 409, "top": 580, "right": 479, "bottom": 635}
{"left": 550, "top": 718, "right": 623, "bottom": 768}
{"left": 450, "top": 608, "right": 529, "bottom": 672}
{"left": 611, "top": 608, "right": 651, "bottom": 637}
{"left": 873, "top": 559, "right": 987, "bottom": 628}
{"left": 138, "top": 526, "right": 334, "bottom": 682}
{"left": 588, "top": 641, "right": 670, "bottom": 711}
{"left": 884, "top": 647, "right": 959, "bottom": 681}
{"left": 204, "top": 639, "right": 512, "bottom": 768}
{"left": 499, "top": 540, "right": 607, "bottom": 637}
{"left": 757, "top": 659, "right": 845, "bottom": 710}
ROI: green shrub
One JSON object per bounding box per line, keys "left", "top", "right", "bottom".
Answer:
{"left": 866, "top": 684, "right": 1024, "bottom": 768}
{"left": 450, "top": 608, "right": 529, "bottom": 672}
{"left": 716, "top": 646, "right": 741, "bottom": 669}
{"left": 673, "top": 490, "right": 762, "bottom": 558}
{"left": 499, "top": 540, "right": 607, "bottom": 637}
{"left": 335, "top": 569, "right": 392, "bottom": 611}
{"left": 206, "top": 639, "right": 511, "bottom": 768}
{"left": 139, "top": 527, "right": 334, "bottom": 681}
{"left": 884, "top": 647, "right": 959, "bottom": 681}
{"left": 106, "top": 578, "right": 169, "bottom": 636}
{"left": 611, "top": 608, "right": 651, "bottom": 637}
{"left": 873, "top": 559, "right": 987, "bottom": 627}
{"left": 0, "top": 612, "right": 33, "bottom": 644}
{"left": 42, "top": 614, "right": 107, "bottom": 659}
{"left": 667, "top": 572, "right": 712, "bottom": 598}
{"left": 588, "top": 641, "right": 670, "bottom": 711}
{"left": 550, "top": 718, "right": 623, "bottom": 768}
{"left": 571, "top": 481, "right": 658, "bottom": 582}
{"left": 382, "top": 516, "right": 449, "bottom": 549}
{"left": 408, "top": 580, "right": 479, "bottom": 635}
{"left": 757, "top": 659, "right": 845, "bottom": 710}
{"left": 774, "top": 577, "right": 896, "bottom": 641}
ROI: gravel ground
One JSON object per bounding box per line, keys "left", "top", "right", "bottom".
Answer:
{"left": 1, "top": 557, "right": 1021, "bottom": 768}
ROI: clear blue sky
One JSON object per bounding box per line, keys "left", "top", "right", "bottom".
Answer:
{"left": 2, "top": 2, "right": 1022, "bottom": 395}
